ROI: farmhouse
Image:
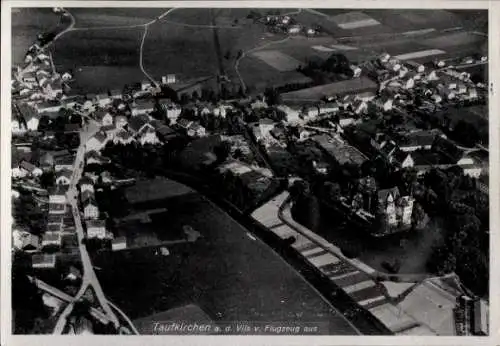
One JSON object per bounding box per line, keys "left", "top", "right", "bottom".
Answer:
{"left": 55, "top": 169, "right": 72, "bottom": 186}
{"left": 42, "top": 232, "right": 62, "bottom": 250}
{"left": 85, "top": 132, "right": 108, "bottom": 153}
{"left": 32, "top": 254, "right": 57, "bottom": 269}
{"left": 54, "top": 155, "right": 74, "bottom": 172}
{"left": 49, "top": 185, "right": 67, "bottom": 205}
{"left": 138, "top": 125, "right": 160, "bottom": 145}
{"left": 131, "top": 99, "right": 155, "bottom": 116}
{"left": 19, "top": 161, "right": 43, "bottom": 177}
{"left": 95, "top": 110, "right": 114, "bottom": 126}
{"left": 313, "top": 134, "right": 367, "bottom": 167}
{"left": 85, "top": 220, "right": 107, "bottom": 239}
{"left": 79, "top": 176, "right": 94, "bottom": 194}
{"left": 83, "top": 197, "right": 99, "bottom": 220}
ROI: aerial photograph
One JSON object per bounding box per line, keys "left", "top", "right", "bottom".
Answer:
{"left": 10, "top": 6, "right": 489, "bottom": 336}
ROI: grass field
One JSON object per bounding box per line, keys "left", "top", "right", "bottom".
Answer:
{"left": 70, "top": 8, "right": 167, "bottom": 28}
{"left": 50, "top": 28, "right": 144, "bottom": 93}
{"left": 251, "top": 50, "right": 304, "bottom": 72}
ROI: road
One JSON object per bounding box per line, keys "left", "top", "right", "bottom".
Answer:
{"left": 54, "top": 121, "right": 122, "bottom": 333}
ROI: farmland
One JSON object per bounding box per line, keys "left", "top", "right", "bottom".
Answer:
{"left": 11, "top": 8, "right": 63, "bottom": 65}
{"left": 70, "top": 8, "right": 167, "bottom": 28}
{"left": 50, "top": 28, "right": 144, "bottom": 93}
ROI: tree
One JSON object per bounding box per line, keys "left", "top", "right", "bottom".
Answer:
{"left": 39, "top": 171, "right": 55, "bottom": 189}
{"left": 323, "top": 181, "right": 341, "bottom": 203}
{"left": 214, "top": 141, "right": 232, "bottom": 162}
{"left": 38, "top": 115, "right": 51, "bottom": 132}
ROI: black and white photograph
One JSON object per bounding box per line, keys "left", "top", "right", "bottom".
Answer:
{"left": 3, "top": 1, "right": 493, "bottom": 339}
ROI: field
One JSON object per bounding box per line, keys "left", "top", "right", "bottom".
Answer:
{"left": 50, "top": 28, "right": 144, "bottom": 93}
{"left": 251, "top": 50, "right": 304, "bottom": 72}
{"left": 70, "top": 8, "right": 167, "bottom": 28}
{"left": 281, "top": 77, "right": 378, "bottom": 102}
{"left": 11, "top": 8, "right": 62, "bottom": 65}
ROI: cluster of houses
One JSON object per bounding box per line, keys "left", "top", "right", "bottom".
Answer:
{"left": 264, "top": 14, "right": 317, "bottom": 36}
{"left": 12, "top": 148, "right": 80, "bottom": 271}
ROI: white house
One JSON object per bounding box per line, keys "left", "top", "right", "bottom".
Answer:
{"left": 23, "top": 113, "right": 40, "bottom": 131}
{"left": 402, "top": 76, "right": 415, "bottom": 89}
{"left": 277, "top": 105, "right": 301, "bottom": 123}
{"left": 95, "top": 111, "right": 114, "bottom": 126}
{"left": 259, "top": 118, "right": 275, "bottom": 139}
{"left": 49, "top": 186, "right": 67, "bottom": 205}
{"left": 376, "top": 95, "right": 393, "bottom": 111}
{"left": 95, "top": 93, "right": 112, "bottom": 108}
{"left": 61, "top": 72, "right": 72, "bottom": 81}
{"left": 114, "top": 115, "right": 128, "bottom": 129}
{"left": 83, "top": 197, "right": 99, "bottom": 220}
{"left": 79, "top": 176, "right": 94, "bottom": 194}
{"left": 85, "top": 220, "right": 106, "bottom": 239}
{"left": 186, "top": 123, "right": 206, "bottom": 138}
{"left": 85, "top": 132, "right": 108, "bottom": 153}
{"left": 19, "top": 161, "right": 43, "bottom": 177}
{"left": 12, "top": 117, "right": 27, "bottom": 135}
{"left": 138, "top": 126, "right": 160, "bottom": 145}
{"left": 55, "top": 169, "right": 72, "bottom": 185}
{"left": 287, "top": 25, "right": 301, "bottom": 34}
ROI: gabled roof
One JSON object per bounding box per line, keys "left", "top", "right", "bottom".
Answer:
{"left": 81, "top": 190, "right": 94, "bottom": 203}
{"left": 128, "top": 114, "right": 150, "bottom": 132}
{"left": 378, "top": 187, "right": 400, "bottom": 204}
{"left": 83, "top": 196, "right": 98, "bottom": 207}
{"left": 92, "top": 131, "right": 107, "bottom": 143}
{"left": 56, "top": 169, "right": 73, "bottom": 180}
{"left": 86, "top": 219, "right": 106, "bottom": 229}
{"left": 19, "top": 160, "right": 38, "bottom": 172}
{"left": 79, "top": 176, "right": 94, "bottom": 186}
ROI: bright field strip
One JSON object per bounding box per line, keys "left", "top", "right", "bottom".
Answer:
{"left": 251, "top": 50, "right": 304, "bottom": 72}
{"left": 394, "top": 49, "right": 446, "bottom": 60}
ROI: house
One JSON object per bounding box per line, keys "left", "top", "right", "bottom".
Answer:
{"left": 32, "top": 254, "right": 57, "bottom": 269}
{"left": 319, "top": 102, "right": 340, "bottom": 115}
{"left": 41, "top": 232, "right": 62, "bottom": 249}
{"left": 44, "top": 81, "right": 63, "bottom": 99}
{"left": 177, "top": 118, "right": 193, "bottom": 131}
{"left": 23, "top": 113, "right": 40, "bottom": 131}
{"left": 54, "top": 155, "right": 74, "bottom": 172}
{"left": 12, "top": 230, "right": 40, "bottom": 252}
{"left": 287, "top": 24, "right": 301, "bottom": 34}
{"left": 64, "top": 266, "right": 82, "bottom": 282}
{"left": 138, "top": 125, "right": 160, "bottom": 145}
{"left": 313, "top": 134, "right": 367, "bottom": 167}
{"left": 141, "top": 80, "right": 152, "bottom": 91}
{"left": 258, "top": 118, "right": 275, "bottom": 139}
{"left": 85, "top": 150, "right": 111, "bottom": 165}
{"left": 22, "top": 71, "right": 37, "bottom": 87}
{"left": 456, "top": 83, "right": 467, "bottom": 94}
{"left": 55, "top": 169, "right": 72, "bottom": 185}
{"left": 377, "top": 187, "right": 414, "bottom": 229}
{"left": 85, "top": 131, "right": 108, "bottom": 153}
{"left": 12, "top": 113, "right": 27, "bottom": 135}
{"left": 406, "top": 60, "right": 425, "bottom": 73}
{"left": 431, "top": 94, "right": 442, "bottom": 104}
{"left": 472, "top": 299, "right": 489, "bottom": 336}
{"left": 131, "top": 99, "right": 155, "bottom": 116}
{"left": 94, "top": 110, "right": 114, "bottom": 126}
{"left": 83, "top": 196, "right": 99, "bottom": 220}
{"left": 109, "top": 89, "right": 122, "bottom": 99}
{"left": 427, "top": 70, "right": 439, "bottom": 81}
{"left": 49, "top": 185, "right": 67, "bottom": 204}
{"left": 352, "top": 99, "right": 367, "bottom": 115}
{"left": 85, "top": 220, "right": 106, "bottom": 239}
{"left": 19, "top": 160, "right": 43, "bottom": 177}
{"left": 187, "top": 122, "right": 206, "bottom": 138}
{"left": 95, "top": 93, "right": 112, "bottom": 108}
{"left": 277, "top": 105, "right": 301, "bottom": 123}
{"left": 376, "top": 94, "right": 393, "bottom": 111}
{"left": 114, "top": 115, "right": 128, "bottom": 129}
{"left": 113, "top": 129, "right": 136, "bottom": 145}
{"left": 79, "top": 176, "right": 94, "bottom": 194}
{"left": 312, "top": 160, "right": 329, "bottom": 175}
{"left": 468, "top": 88, "right": 478, "bottom": 99}
{"left": 112, "top": 236, "right": 127, "bottom": 251}
{"left": 34, "top": 101, "right": 62, "bottom": 115}
{"left": 49, "top": 203, "right": 67, "bottom": 214}
{"left": 402, "top": 76, "right": 415, "bottom": 89}
{"left": 396, "top": 129, "right": 444, "bottom": 152}
{"left": 379, "top": 53, "right": 391, "bottom": 63}
{"left": 47, "top": 214, "right": 64, "bottom": 226}
{"left": 127, "top": 114, "right": 150, "bottom": 133}
{"left": 61, "top": 72, "right": 72, "bottom": 81}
